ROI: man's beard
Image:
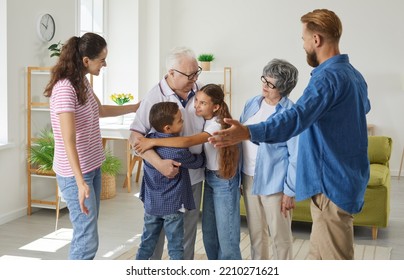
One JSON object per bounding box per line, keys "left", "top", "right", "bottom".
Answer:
{"left": 306, "top": 51, "right": 319, "bottom": 67}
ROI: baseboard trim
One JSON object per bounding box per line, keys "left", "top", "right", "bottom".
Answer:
{"left": 0, "top": 207, "right": 27, "bottom": 226}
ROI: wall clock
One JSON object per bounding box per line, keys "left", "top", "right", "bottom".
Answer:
{"left": 37, "top": 13, "right": 55, "bottom": 42}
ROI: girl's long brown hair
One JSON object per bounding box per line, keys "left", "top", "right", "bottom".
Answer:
{"left": 200, "top": 84, "right": 239, "bottom": 179}
{"left": 43, "top": 32, "right": 107, "bottom": 105}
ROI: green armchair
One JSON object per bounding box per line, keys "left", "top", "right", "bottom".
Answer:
{"left": 240, "top": 136, "right": 392, "bottom": 240}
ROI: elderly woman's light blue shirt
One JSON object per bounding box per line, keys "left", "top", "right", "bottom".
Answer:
{"left": 240, "top": 96, "right": 298, "bottom": 197}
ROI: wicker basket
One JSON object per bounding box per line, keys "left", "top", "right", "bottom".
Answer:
{"left": 101, "top": 174, "right": 116, "bottom": 200}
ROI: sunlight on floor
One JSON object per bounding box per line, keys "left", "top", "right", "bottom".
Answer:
{"left": 19, "top": 228, "right": 72, "bottom": 253}
{"left": 101, "top": 233, "right": 142, "bottom": 258}
{"left": 0, "top": 255, "right": 41, "bottom": 260}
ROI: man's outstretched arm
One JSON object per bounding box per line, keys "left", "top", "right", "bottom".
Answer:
{"left": 208, "top": 118, "right": 251, "bottom": 147}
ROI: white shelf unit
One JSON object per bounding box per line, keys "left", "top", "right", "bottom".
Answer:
{"left": 198, "top": 67, "right": 232, "bottom": 112}
{"left": 27, "top": 66, "right": 66, "bottom": 215}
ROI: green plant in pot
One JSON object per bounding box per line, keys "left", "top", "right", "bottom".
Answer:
{"left": 48, "top": 41, "right": 63, "bottom": 58}
{"left": 29, "top": 127, "right": 122, "bottom": 199}
{"left": 29, "top": 128, "right": 55, "bottom": 175}
{"left": 100, "top": 150, "right": 122, "bottom": 199}
{"left": 101, "top": 150, "right": 122, "bottom": 176}
{"left": 197, "top": 53, "right": 215, "bottom": 71}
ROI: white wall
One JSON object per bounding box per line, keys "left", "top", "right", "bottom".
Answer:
{"left": 137, "top": 0, "right": 162, "bottom": 97}
{"left": 103, "top": 0, "right": 139, "bottom": 164}
{"left": 105, "top": 0, "right": 138, "bottom": 102}
{"left": 0, "top": 0, "right": 76, "bottom": 224}
{"left": 139, "top": 0, "right": 404, "bottom": 174}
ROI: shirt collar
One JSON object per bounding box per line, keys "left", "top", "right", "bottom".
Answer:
{"left": 311, "top": 54, "right": 349, "bottom": 76}
{"left": 159, "top": 76, "right": 198, "bottom": 107}
{"left": 257, "top": 96, "right": 288, "bottom": 110}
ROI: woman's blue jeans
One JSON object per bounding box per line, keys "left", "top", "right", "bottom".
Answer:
{"left": 202, "top": 169, "right": 242, "bottom": 260}
{"left": 56, "top": 167, "right": 101, "bottom": 260}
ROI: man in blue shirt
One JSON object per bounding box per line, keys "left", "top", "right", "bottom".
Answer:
{"left": 136, "top": 102, "right": 205, "bottom": 260}
{"left": 209, "top": 9, "right": 370, "bottom": 260}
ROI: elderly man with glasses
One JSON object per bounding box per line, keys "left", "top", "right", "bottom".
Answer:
{"left": 129, "top": 47, "right": 204, "bottom": 260}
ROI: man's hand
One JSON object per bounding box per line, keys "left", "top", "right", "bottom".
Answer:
{"left": 129, "top": 131, "right": 180, "bottom": 178}
{"left": 129, "top": 131, "right": 139, "bottom": 148}
{"left": 208, "top": 118, "right": 251, "bottom": 147}
{"left": 156, "top": 159, "right": 181, "bottom": 178}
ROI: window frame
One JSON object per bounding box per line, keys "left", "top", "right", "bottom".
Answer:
{"left": 78, "top": 0, "right": 107, "bottom": 103}
{"left": 0, "top": 0, "right": 8, "bottom": 146}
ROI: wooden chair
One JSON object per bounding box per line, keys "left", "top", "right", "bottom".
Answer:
{"left": 55, "top": 186, "right": 65, "bottom": 231}
{"left": 123, "top": 152, "right": 143, "bottom": 188}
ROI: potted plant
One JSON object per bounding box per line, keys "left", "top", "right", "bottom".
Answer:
{"left": 48, "top": 41, "right": 63, "bottom": 58}
{"left": 197, "top": 53, "right": 215, "bottom": 71}
{"left": 29, "top": 128, "right": 55, "bottom": 175}
{"left": 29, "top": 127, "right": 122, "bottom": 199}
{"left": 100, "top": 150, "right": 122, "bottom": 199}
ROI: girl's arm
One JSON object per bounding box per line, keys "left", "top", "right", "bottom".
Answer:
{"left": 130, "top": 130, "right": 181, "bottom": 178}
{"left": 135, "top": 132, "right": 210, "bottom": 154}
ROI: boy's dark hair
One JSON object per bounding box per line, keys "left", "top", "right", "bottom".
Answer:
{"left": 149, "top": 102, "right": 179, "bottom": 132}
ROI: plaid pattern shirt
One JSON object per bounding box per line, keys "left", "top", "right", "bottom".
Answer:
{"left": 140, "top": 132, "right": 205, "bottom": 216}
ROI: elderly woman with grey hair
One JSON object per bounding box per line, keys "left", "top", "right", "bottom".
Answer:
{"left": 240, "top": 58, "right": 299, "bottom": 260}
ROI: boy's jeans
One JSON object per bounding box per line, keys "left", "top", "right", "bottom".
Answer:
{"left": 136, "top": 212, "right": 184, "bottom": 260}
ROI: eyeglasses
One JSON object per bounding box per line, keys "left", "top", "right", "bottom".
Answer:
{"left": 261, "top": 76, "right": 276, "bottom": 89}
{"left": 173, "top": 66, "right": 203, "bottom": 80}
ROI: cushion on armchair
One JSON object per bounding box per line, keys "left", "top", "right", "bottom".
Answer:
{"left": 368, "top": 164, "right": 389, "bottom": 186}
{"left": 368, "top": 136, "right": 392, "bottom": 165}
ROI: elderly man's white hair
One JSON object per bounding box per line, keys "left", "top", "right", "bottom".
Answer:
{"left": 166, "top": 47, "right": 196, "bottom": 71}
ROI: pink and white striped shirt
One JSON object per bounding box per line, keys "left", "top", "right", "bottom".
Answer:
{"left": 50, "top": 78, "right": 105, "bottom": 177}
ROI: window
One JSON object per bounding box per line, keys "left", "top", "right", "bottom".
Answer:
{"left": 79, "top": 0, "right": 106, "bottom": 102}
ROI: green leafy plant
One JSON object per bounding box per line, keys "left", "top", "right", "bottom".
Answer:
{"left": 197, "top": 53, "right": 215, "bottom": 62}
{"left": 48, "top": 41, "right": 63, "bottom": 58}
{"left": 29, "top": 128, "right": 55, "bottom": 171}
{"left": 101, "top": 150, "right": 122, "bottom": 176}
{"left": 29, "top": 127, "right": 121, "bottom": 176}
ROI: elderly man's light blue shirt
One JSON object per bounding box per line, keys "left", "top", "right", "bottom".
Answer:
{"left": 240, "top": 96, "right": 298, "bottom": 197}
{"left": 247, "top": 54, "right": 370, "bottom": 214}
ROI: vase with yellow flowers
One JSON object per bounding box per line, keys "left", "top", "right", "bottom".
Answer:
{"left": 110, "top": 93, "right": 134, "bottom": 124}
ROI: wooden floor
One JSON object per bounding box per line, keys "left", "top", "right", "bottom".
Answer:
{"left": 0, "top": 175, "right": 403, "bottom": 260}
{"left": 115, "top": 228, "right": 391, "bottom": 260}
